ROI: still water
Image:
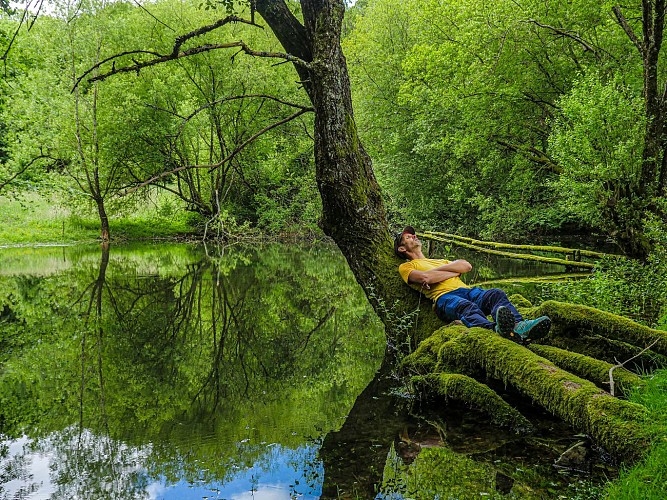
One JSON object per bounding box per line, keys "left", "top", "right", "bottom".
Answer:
{"left": 0, "top": 243, "right": 612, "bottom": 499}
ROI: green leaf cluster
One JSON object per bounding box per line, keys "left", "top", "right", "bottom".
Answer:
{"left": 344, "top": 0, "right": 654, "bottom": 243}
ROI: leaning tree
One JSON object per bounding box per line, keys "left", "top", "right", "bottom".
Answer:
{"left": 82, "top": 0, "right": 665, "bottom": 465}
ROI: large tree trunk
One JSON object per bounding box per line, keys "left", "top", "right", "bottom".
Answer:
{"left": 255, "top": 0, "right": 435, "bottom": 335}
{"left": 255, "top": 0, "right": 655, "bottom": 463}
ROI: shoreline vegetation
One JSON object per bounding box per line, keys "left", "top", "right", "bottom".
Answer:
{"left": 0, "top": 192, "right": 328, "bottom": 246}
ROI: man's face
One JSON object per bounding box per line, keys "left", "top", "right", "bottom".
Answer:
{"left": 400, "top": 232, "right": 421, "bottom": 254}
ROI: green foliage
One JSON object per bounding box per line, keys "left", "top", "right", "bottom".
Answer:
{"left": 344, "top": 0, "right": 655, "bottom": 243}
{"left": 606, "top": 369, "right": 667, "bottom": 499}
{"left": 0, "top": 191, "right": 194, "bottom": 244}
{"left": 1, "top": 0, "right": 319, "bottom": 238}
{"left": 549, "top": 73, "right": 646, "bottom": 235}
{"left": 547, "top": 245, "right": 667, "bottom": 327}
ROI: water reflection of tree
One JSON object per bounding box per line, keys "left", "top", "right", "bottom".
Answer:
{"left": 319, "top": 352, "right": 406, "bottom": 499}
{"left": 0, "top": 243, "right": 385, "bottom": 497}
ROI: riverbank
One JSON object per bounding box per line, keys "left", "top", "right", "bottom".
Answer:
{"left": 0, "top": 192, "right": 195, "bottom": 245}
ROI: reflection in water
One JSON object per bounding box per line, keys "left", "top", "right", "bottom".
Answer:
{"left": 0, "top": 243, "right": 385, "bottom": 499}
{"left": 0, "top": 242, "right": 614, "bottom": 499}
{"left": 2, "top": 431, "right": 324, "bottom": 499}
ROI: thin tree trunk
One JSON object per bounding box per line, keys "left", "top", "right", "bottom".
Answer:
{"left": 96, "top": 197, "right": 110, "bottom": 242}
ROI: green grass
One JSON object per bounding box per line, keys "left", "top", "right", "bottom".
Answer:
{"left": 606, "top": 369, "right": 667, "bottom": 498}
{"left": 0, "top": 192, "right": 196, "bottom": 245}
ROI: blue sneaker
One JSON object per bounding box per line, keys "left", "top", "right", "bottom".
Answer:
{"left": 494, "top": 306, "right": 515, "bottom": 338}
{"left": 513, "top": 316, "right": 551, "bottom": 343}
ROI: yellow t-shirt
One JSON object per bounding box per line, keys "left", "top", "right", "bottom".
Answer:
{"left": 398, "top": 259, "right": 469, "bottom": 302}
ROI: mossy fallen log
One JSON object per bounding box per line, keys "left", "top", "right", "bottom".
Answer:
{"left": 419, "top": 233, "right": 596, "bottom": 269}
{"left": 527, "top": 344, "right": 645, "bottom": 397}
{"left": 422, "top": 231, "right": 617, "bottom": 259}
{"left": 544, "top": 334, "right": 667, "bottom": 371}
{"left": 533, "top": 301, "right": 667, "bottom": 357}
{"left": 403, "top": 319, "right": 651, "bottom": 462}
{"left": 474, "top": 273, "right": 592, "bottom": 287}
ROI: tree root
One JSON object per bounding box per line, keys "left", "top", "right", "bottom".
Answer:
{"left": 403, "top": 314, "right": 653, "bottom": 463}
{"left": 412, "top": 373, "right": 533, "bottom": 433}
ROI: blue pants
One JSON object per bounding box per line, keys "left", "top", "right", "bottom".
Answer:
{"left": 434, "top": 287, "right": 522, "bottom": 329}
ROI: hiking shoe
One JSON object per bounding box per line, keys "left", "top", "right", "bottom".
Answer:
{"left": 494, "top": 306, "right": 515, "bottom": 338}
{"left": 513, "top": 316, "right": 551, "bottom": 343}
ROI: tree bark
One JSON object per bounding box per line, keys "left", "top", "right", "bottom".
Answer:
{"left": 95, "top": 196, "right": 110, "bottom": 243}
{"left": 255, "top": 0, "right": 433, "bottom": 333}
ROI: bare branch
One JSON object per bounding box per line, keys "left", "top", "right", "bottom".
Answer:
{"left": 1, "top": 0, "right": 45, "bottom": 64}
{"left": 130, "top": 0, "right": 175, "bottom": 32}
{"left": 523, "top": 19, "right": 602, "bottom": 60}
{"left": 74, "top": 15, "right": 311, "bottom": 90}
{"left": 612, "top": 5, "right": 644, "bottom": 54}
{"left": 73, "top": 49, "right": 165, "bottom": 90}
{"left": 608, "top": 339, "right": 659, "bottom": 396}
{"left": 0, "top": 154, "right": 50, "bottom": 192}
{"left": 170, "top": 93, "right": 312, "bottom": 143}
{"left": 119, "top": 107, "right": 312, "bottom": 196}
{"left": 495, "top": 139, "right": 563, "bottom": 173}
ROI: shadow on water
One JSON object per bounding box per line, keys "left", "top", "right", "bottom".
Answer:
{"left": 0, "top": 242, "right": 616, "bottom": 499}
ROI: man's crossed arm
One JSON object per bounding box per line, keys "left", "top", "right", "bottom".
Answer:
{"left": 407, "top": 259, "right": 472, "bottom": 288}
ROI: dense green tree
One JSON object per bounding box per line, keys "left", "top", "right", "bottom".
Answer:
{"left": 344, "top": 0, "right": 664, "bottom": 256}
{"left": 98, "top": 1, "right": 318, "bottom": 233}
{"left": 2, "top": 5, "right": 143, "bottom": 239}
{"left": 549, "top": 73, "right": 646, "bottom": 247}
{"left": 2, "top": 0, "right": 320, "bottom": 237}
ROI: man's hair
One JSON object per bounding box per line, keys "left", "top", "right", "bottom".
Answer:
{"left": 394, "top": 226, "right": 415, "bottom": 258}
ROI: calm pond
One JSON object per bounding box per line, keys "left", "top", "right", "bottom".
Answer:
{"left": 0, "top": 242, "right": 614, "bottom": 499}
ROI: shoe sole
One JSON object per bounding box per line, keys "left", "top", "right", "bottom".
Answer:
{"left": 495, "top": 306, "right": 515, "bottom": 338}
{"left": 522, "top": 317, "right": 551, "bottom": 343}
